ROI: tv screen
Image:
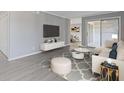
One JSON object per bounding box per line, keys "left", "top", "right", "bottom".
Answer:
{"left": 43, "top": 24, "right": 60, "bottom": 37}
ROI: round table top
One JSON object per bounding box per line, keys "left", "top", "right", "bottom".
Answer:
{"left": 74, "top": 48, "right": 91, "bottom": 53}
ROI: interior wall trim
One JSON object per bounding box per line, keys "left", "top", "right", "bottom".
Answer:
{"left": 8, "top": 51, "right": 42, "bottom": 61}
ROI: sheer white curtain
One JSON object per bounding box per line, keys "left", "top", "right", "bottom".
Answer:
{"left": 101, "top": 19, "right": 119, "bottom": 46}
{"left": 87, "top": 21, "right": 100, "bottom": 47}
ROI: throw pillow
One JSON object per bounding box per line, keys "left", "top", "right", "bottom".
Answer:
{"left": 109, "top": 43, "right": 118, "bottom": 59}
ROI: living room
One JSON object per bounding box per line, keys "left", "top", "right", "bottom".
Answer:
{"left": 1, "top": 0, "right": 124, "bottom": 92}
{"left": 0, "top": 11, "right": 124, "bottom": 81}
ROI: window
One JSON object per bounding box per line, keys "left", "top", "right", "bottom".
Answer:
{"left": 86, "top": 18, "right": 119, "bottom": 47}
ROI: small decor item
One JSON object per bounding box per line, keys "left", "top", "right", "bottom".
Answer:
{"left": 71, "top": 24, "right": 80, "bottom": 32}
{"left": 71, "top": 26, "right": 80, "bottom": 32}
{"left": 100, "top": 61, "right": 119, "bottom": 81}
{"left": 45, "top": 39, "right": 53, "bottom": 43}
{"left": 54, "top": 38, "right": 57, "bottom": 42}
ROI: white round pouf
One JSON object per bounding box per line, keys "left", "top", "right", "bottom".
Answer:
{"left": 51, "top": 57, "right": 71, "bottom": 75}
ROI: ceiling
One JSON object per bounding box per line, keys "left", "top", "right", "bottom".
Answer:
{"left": 45, "top": 11, "right": 117, "bottom": 19}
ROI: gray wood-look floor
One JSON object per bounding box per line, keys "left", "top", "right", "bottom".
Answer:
{"left": 0, "top": 47, "right": 70, "bottom": 81}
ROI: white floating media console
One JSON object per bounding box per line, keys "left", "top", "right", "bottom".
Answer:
{"left": 41, "top": 41, "right": 65, "bottom": 51}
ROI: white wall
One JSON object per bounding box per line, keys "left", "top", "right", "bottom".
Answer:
{"left": 0, "top": 11, "right": 70, "bottom": 60}
{"left": 9, "top": 12, "right": 40, "bottom": 59}
{"left": 8, "top": 11, "right": 70, "bottom": 60}
{"left": 38, "top": 12, "right": 70, "bottom": 45}
{"left": 0, "top": 12, "right": 9, "bottom": 57}
{"left": 70, "top": 18, "right": 82, "bottom": 24}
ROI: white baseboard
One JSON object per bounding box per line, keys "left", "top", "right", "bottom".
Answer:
{"left": 8, "top": 45, "right": 69, "bottom": 61}
{"left": 8, "top": 51, "right": 42, "bottom": 61}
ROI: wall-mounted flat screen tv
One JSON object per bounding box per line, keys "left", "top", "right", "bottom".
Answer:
{"left": 43, "top": 24, "right": 60, "bottom": 37}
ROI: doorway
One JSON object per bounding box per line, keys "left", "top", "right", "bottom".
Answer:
{"left": 70, "top": 18, "right": 82, "bottom": 49}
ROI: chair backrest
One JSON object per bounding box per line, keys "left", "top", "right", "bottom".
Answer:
{"left": 104, "top": 40, "right": 114, "bottom": 48}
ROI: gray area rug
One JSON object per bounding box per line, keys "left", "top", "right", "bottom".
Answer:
{"left": 41, "top": 53, "right": 98, "bottom": 81}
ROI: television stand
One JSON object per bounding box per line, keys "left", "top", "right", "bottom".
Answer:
{"left": 40, "top": 41, "right": 65, "bottom": 51}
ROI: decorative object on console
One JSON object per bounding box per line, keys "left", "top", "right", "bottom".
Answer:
{"left": 44, "top": 38, "right": 58, "bottom": 43}
{"left": 44, "top": 39, "right": 53, "bottom": 43}
{"left": 54, "top": 38, "right": 57, "bottom": 42}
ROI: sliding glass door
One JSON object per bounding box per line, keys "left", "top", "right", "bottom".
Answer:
{"left": 86, "top": 18, "right": 119, "bottom": 47}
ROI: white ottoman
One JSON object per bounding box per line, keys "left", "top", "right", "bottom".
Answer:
{"left": 51, "top": 57, "right": 71, "bottom": 75}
